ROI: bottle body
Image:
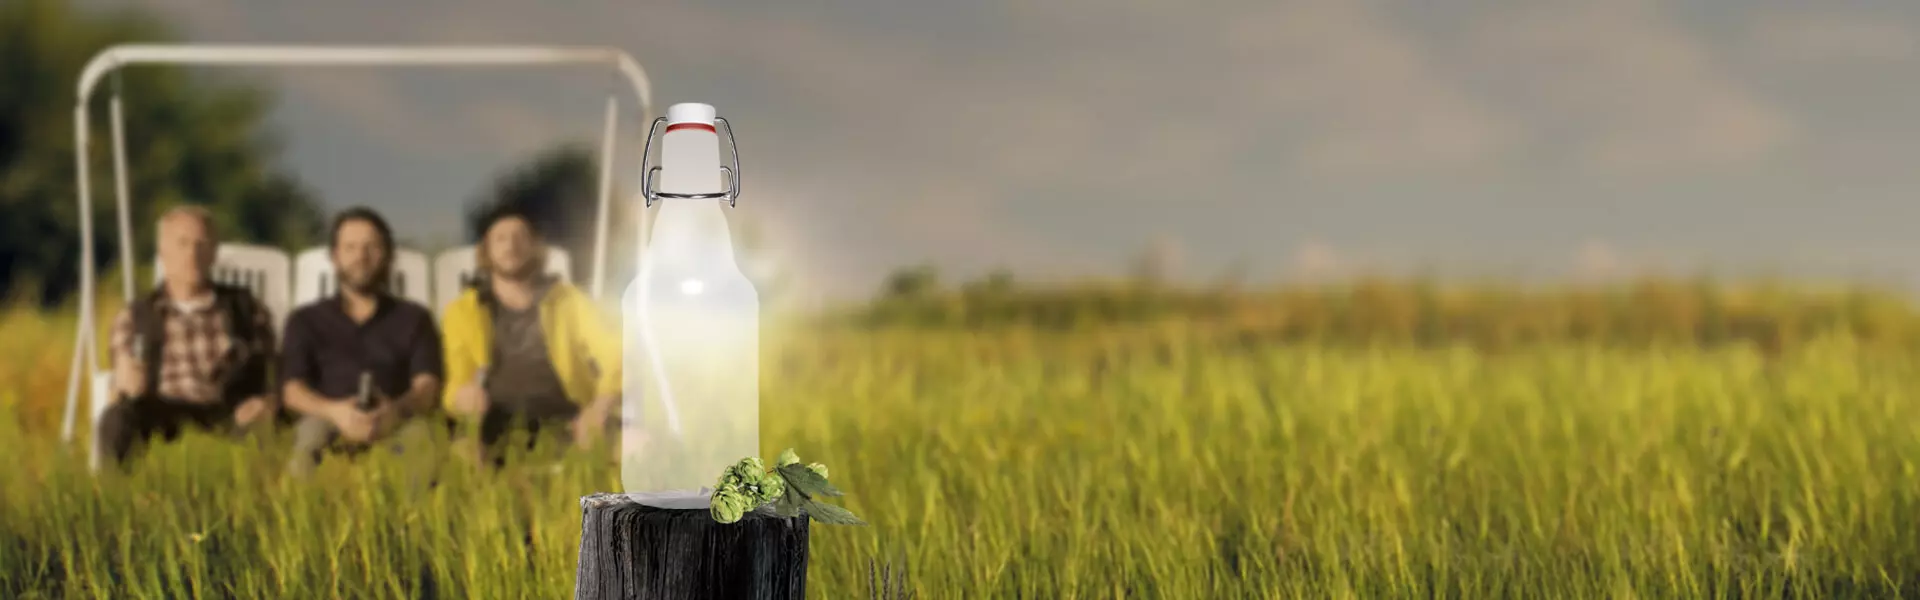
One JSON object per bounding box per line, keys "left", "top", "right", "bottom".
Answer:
{"left": 621, "top": 200, "right": 761, "bottom": 493}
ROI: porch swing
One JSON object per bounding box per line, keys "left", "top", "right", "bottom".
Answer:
{"left": 58, "top": 44, "right": 659, "bottom": 470}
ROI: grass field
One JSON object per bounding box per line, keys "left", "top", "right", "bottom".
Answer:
{"left": 4, "top": 298, "right": 1920, "bottom": 598}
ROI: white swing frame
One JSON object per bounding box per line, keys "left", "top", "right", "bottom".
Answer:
{"left": 58, "top": 44, "right": 656, "bottom": 451}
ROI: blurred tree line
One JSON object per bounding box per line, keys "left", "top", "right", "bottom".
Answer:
{"left": 462, "top": 144, "right": 606, "bottom": 284}
{"left": 1, "top": 0, "right": 328, "bottom": 306}
{"left": 850, "top": 267, "right": 1920, "bottom": 353}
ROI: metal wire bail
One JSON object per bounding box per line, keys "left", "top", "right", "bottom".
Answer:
{"left": 641, "top": 116, "right": 742, "bottom": 208}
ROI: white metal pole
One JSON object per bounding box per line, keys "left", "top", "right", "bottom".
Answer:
{"left": 111, "top": 92, "right": 136, "bottom": 302}
{"left": 612, "top": 53, "right": 655, "bottom": 297}
{"left": 592, "top": 93, "right": 618, "bottom": 299}
{"left": 59, "top": 317, "right": 85, "bottom": 444}
{"left": 60, "top": 105, "right": 95, "bottom": 445}
{"left": 91, "top": 86, "right": 135, "bottom": 468}
{"left": 78, "top": 45, "right": 638, "bottom": 102}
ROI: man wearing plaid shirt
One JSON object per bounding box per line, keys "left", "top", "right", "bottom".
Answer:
{"left": 99, "top": 206, "right": 277, "bottom": 468}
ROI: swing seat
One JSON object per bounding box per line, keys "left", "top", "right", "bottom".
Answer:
{"left": 292, "top": 246, "right": 434, "bottom": 309}
{"left": 431, "top": 245, "right": 572, "bottom": 316}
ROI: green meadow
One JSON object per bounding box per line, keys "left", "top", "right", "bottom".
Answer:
{"left": 4, "top": 281, "right": 1920, "bottom": 598}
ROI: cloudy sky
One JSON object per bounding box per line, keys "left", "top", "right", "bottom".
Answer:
{"left": 92, "top": 0, "right": 1920, "bottom": 300}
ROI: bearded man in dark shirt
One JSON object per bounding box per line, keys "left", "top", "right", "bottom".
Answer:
{"left": 280, "top": 207, "right": 444, "bottom": 476}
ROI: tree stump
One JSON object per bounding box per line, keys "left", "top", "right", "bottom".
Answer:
{"left": 575, "top": 491, "right": 810, "bottom": 600}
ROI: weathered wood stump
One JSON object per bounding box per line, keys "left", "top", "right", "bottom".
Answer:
{"left": 575, "top": 492, "right": 810, "bottom": 600}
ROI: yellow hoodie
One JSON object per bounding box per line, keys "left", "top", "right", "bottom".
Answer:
{"left": 439, "top": 280, "right": 621, "bottom": 412}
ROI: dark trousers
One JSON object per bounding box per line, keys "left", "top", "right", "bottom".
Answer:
{"left": 467, "top": 402, "right": 619, "bottom": 468}
{"left": 96, "top": 396, "right": 236, "bottom": 467}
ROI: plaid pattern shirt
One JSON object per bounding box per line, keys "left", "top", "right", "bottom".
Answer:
{"left": 109, "top": 290, "right": 275, "bottom": 405}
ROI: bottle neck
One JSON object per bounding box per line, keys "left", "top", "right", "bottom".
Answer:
{"left": 648, "top": 199, "right": 738, "bottom": 270}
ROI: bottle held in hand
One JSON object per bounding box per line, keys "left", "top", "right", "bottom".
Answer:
{"left": 464, "top": 367, "right": 489, "bottom": 416}
{"left": 120, "top": 333, "right": 147, "bottom": 400}
{"left": 356, "top": 371, "right": 376, "bottom": 411}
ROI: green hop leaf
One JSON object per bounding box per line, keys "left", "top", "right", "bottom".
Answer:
{"left": 772, "top": 489, "right": 805, "bottom": 517}
{"left": 802, "top": 499, "right": 866, "bottom": 526}
{"left": 778, "top": 463, "right": 843, "bottom": 498}
{"left": 806, "top": 462, "right": 828, "bottom": 480}
{"left": 777, "top": 448, "right": 801, "bottom": 467}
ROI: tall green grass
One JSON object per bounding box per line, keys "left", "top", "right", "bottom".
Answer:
{"left": 847, "top": 276, "right": 1920, "bottom": 354}
{"left": 4, "top": 305, "right": 1919, "bottom": 597}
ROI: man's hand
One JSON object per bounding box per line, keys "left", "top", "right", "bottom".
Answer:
{"left": 233, "top": 397, "right": 271, "bottom": 428}
{"left": 571, "top": 397, "right": 615, "bottom": 450}
{"left": 450, "top": 383, "right": 489, "bottom": 418}
{"left": 112, "top": 355, "right": 147, "bottom": 399}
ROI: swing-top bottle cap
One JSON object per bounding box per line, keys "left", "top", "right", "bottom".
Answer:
{"left": 667, "top": 103, "right": 716, "bottom": 127}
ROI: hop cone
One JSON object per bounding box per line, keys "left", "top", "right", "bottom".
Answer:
{"left": 710, "top": 490, "right": 752, "bottom": 524}
{"left": 711, "top": 456, "right": 787, "bottom": 523}
{"left": 755, "top": 470, "right": 786, "bottom": 503}
{"left": 716, "top": 458, "right": 761, "bottom": 492}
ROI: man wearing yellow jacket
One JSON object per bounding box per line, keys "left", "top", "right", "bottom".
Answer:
{"left": 441, "top": 209, "right": 620, "bottom": 465}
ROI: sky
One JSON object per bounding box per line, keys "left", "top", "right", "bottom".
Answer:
{"left": 88, "top": 0, "right": 1920, "bottom": 302}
